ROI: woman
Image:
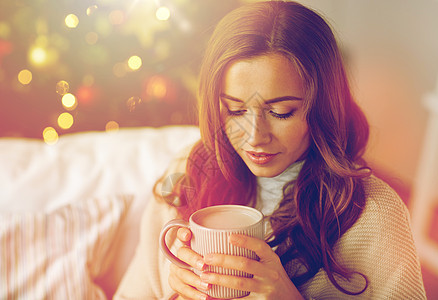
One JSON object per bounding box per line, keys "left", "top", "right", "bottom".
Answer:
{"left": 115, "top": 1, "right": 426, "bottom": 299}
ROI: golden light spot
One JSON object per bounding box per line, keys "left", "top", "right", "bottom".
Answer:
{"left": 105, "top": 121, "right": 119, "bottom": 132}
{"left": 109, "top": 10, "right": 124, "bottom": 25}
{"left": 18, "top": 69, "right": 32, "bottom": 85}
{"left": 56, "top": 80, "right": 70, "bottom": 95}
{"left": 58, "top": 112, "right": 74, "bottom": 130}
{"left": 29, "top": 47, "right": 48, "bottom": 65}
{"left": 126, "top": 96, "right": 142, "bottom": 112}
{"left": 156, "top": 6, "right": 170, "bottom": 21}
{"left": 65, "top": 14, "right": 79, "bottom": 28}
{"left": 43, "top": 127, "right": 59, "bottom": 145}
{"left": 62, "top": 93, "right": 78, "bottom": 110}
{"left": 86, "top": 5, "right": 98, "bottom": 16}
{"left": 28, "top": 44, "right": 58, "bottom": 68}
{"left": 127, "top": 55, "right": 142, "bottom": 71}
{"left": 146, "top": 76, "right": 167, "bottom": 99}
{"left": 85, "top": 32, "right": 99, "bottom": 45}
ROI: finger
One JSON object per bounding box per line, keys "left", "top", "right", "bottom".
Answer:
{"left": 203, "top": 253, "right": 266, "bottom": 278}
{"left": 169, "top": 265, "right": 209, "bottom": 300}
{"left": 229, "top": 234, "right": 276, "bottom": 261}
{"left": 170, "top": 263, "right": 210, "bottom": 292}
{"left": 177, "top": 227, "right": 192, "bottom": 244}
{"left": 200, "top": 271, "right": 261, "bottom": 294}
{"left": 177, "top": 246, "right": 206, "bottom": 271}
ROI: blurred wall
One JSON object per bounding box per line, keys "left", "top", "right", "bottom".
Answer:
{"left": 298, "top": 0, "right": 438, "bottom": 186}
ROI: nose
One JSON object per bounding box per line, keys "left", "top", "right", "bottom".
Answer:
{"left": 245, "top": 111, "right": 271, "bottom": 147}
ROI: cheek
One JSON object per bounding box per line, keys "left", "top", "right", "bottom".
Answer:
{"left": 295, "top": 126, "right": 310, "bottom": 152}
{"left": 223, "top": 118, "right": 247, "bottom": 149}
{"left": 299, "top": 131, "right": 311, "bottom": 152}
{"left": 281, "top": 123, "right": 310, "bottom": 151}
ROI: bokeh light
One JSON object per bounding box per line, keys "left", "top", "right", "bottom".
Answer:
{"left": 1, "top": 0, "right": 228, "bottom": 139}
{"left": 29, "top": 46, "right": 48, "bottom": 66}
{"left": 62, "top": 93, "right": 78, "bottom": 110}
{"left": 109, "top": 10, "right": 125, "bottom": 25}
{"left": 156, "top": 6, "right": 170, "bottom": 21}
{"left": 127, "top": 55, "right": 142, "bottom": 71}
{"left": 43, "top": 127, "right": 59, "bottom": 145}
{"left": 86, "top": 5, "right": 98, "bottom": 16}
{"left": 57, "top": 112, "right": 74, "bottom": 129}
{"left": 145, "top": 75, "right": 167, "bottom": 99}
{"left": 105, "top": 120, "right": 119, "bottom": 132}
{"left": 126, "top": 96, "right": 142, "bottom": 112}
{"left": 56, "top": 80, "right": 70, "bottom": 95}
{"left": 65, "top": 14, "right": 79, "bottom": 28}
{"left": 76, "top": 85, "right": 98, "bottom": 105}
{"left": 28, "top": 44, "right": 58, "bottom": 68}
{"left": 18, "top": 69, "right": 32, "bottom": 85}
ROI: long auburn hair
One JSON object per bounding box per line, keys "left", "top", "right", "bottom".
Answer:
{"left": 157, "top": 0, "right": 371, "bottom": 295}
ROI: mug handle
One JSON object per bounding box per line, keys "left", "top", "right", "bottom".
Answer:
{"left": 159, "top": 219, "right": 192, "bottom": 270}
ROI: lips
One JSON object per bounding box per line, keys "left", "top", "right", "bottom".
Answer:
{"left": 245, "top": 151, "right": 278, "bottom": 165}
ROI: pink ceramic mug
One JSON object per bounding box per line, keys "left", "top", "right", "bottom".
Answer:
{"left": 159, "top": 205, "right": 264, "bottom": 299}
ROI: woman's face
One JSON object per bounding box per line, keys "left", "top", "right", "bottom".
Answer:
{"left": 221, "top": 53, "right": 310, "bottom": 178}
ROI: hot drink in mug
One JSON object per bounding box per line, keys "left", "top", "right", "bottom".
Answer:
{"left": 159, "top": 205, "right": 264, "bottom": 299}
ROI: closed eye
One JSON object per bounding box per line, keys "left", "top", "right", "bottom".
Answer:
{"left": 226, "top": 109, "right": 296, "bottom": 119}
{"left": 226, "top": 109, "right": 246, "bottom": 117}
{"left": 269, "top": 110, "right": 295, "bottom": 120}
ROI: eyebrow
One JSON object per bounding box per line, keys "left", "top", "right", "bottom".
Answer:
{"left": 220, "top": 93, "right": 302, "bottom": 104}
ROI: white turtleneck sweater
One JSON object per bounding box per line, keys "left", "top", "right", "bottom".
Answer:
{"left": 115, "top": 157, "right": 427, "bottom": 300}
{"left": 256, "top": 160, "right": 303, "bottom": 217}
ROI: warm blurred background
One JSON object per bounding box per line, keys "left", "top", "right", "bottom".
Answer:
{"left": 1, "top": 0, "right": 437, "bottom": 296}
{"left": 0, "top": 0, "right": 246, "bottom": 140}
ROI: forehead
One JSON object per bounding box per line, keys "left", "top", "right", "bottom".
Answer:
{"left": 222, "top": 53, "right": 304, "bottom": 102}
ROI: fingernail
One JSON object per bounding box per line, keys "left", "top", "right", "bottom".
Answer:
{"left": 200, "top": 281, "right": 209, "bottom": 290}
{"left": 196, "top": 259, "right": 205, "bottom": 270}
{"left": 182, "top": 231, "right": 190, "bottom": 240}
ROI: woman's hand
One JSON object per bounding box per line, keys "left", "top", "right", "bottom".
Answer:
{"left": 200, "top": 234, "right": 304, "bottom": 300}
{"left": 168, "top": 227, "right": 210, "bottom": 300}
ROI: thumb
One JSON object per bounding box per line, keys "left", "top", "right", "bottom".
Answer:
{"left": 177, "top": 227, "right": 192, "bottom": 245}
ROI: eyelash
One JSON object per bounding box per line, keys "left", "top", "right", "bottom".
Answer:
{"left": 270, "top": 111, "right": 295, "bottom": 119}
{"left": 226, "top": 109, "right": 295, "bottom": 120}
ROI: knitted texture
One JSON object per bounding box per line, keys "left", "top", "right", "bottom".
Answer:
{"left": 294, "top": 176, "right": 426, "bottom": 299}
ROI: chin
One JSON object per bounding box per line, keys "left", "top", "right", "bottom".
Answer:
{"left": 247, "top": 165, "right": 283, "bottom": 178}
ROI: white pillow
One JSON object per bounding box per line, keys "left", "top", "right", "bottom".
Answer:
{"left": 0, "top": 125, "right": 200, "bottom": 214}
{"left": 0, "top": 195, "right": 132, "bottom": 300}
{"left": 0, "top": 125, "right": 201, "bottom": 298}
